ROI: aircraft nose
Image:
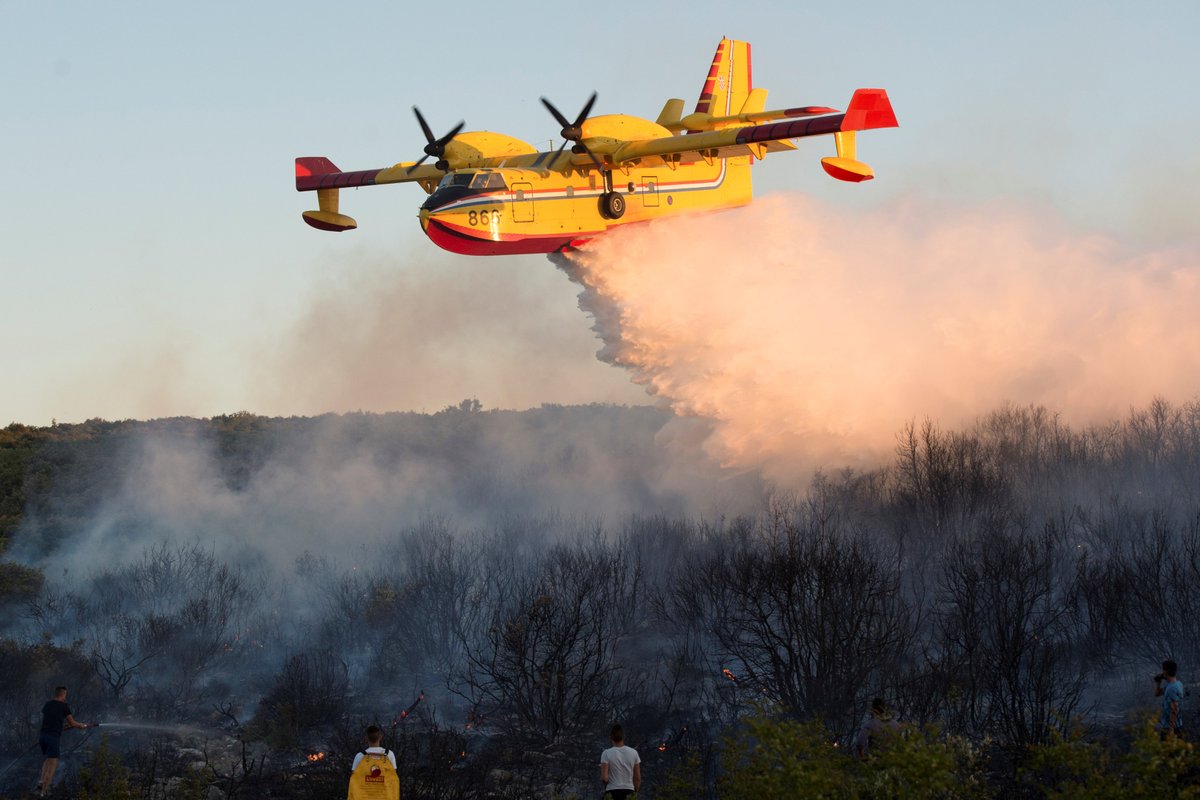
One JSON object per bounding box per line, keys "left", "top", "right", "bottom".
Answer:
{"left": 418, "top": 208, "right": 431, "bottom": 231}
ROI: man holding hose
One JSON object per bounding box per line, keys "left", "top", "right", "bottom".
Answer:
{"left": 37, "top": 686, "right": 95, "bottom": 797}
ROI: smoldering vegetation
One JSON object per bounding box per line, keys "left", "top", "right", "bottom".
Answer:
{"left": 1, "top": 397, "right": 1199, "bottom": 798}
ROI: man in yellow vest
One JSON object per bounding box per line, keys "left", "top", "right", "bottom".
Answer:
{"left": 347, "top": 725, "right": 399, "bottom": 800}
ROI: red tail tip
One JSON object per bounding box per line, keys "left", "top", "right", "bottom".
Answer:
{"left": 295, "top": 156, "right": 341, "bottom": 178}
{"left": 841, "top": 89, "right": 898, "bottom": 131}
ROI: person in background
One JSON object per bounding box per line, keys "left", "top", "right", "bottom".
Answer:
{"left": 37, "top": 685, "right": 95, "bottom": 797}
{"left": 599, "top": 723, "right": 641, "bottom": 799}
{"left": 855, "top": 697, "right": 900, "bottom": 758}
{"left": 1155, "top": 659, "right": 1184, "bottom": 738}
{"left": 347, "top": 724, "right": 399, "bottom": 800}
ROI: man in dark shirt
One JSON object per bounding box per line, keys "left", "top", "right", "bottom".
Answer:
{"left": 37, "top": 686, "right": 93, "bottom": 797}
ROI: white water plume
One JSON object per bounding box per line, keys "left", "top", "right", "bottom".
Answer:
{"left": 560, "top": 193, "right": 1200, "bottom": 485}
{"left": 96, "top": 722, "right": 212, "bottom": 736}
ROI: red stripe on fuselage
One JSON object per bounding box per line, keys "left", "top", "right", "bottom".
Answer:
{"left": 422, "top": 218, "right": 580, "bottom": 256}
{"left": 746, "top": 42, "right": 753, "bottom": 94}
{"left": 695, "top": 41, "right": 726, "bottom": 114}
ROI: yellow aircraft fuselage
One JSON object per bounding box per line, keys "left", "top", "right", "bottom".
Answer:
{"left": 416, "top": 144, "right": 752, "bottom": 256}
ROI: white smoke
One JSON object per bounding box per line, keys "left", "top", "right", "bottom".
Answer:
{"left": 561, "top": 193, "right": 1200, "bottom": 485}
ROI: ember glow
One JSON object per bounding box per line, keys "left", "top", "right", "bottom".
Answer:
{"left": 722, "top": 668, "right": 737, "bottom": 682}
{"left": 307, "top": 752, "right": 326, "bottom": 762}
{"left": 395, "top": 690, "right": 426, "bottom": 724}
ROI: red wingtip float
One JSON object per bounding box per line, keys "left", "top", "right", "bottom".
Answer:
{"left": 293, "top": 38, "right": 898, "bottom": 255}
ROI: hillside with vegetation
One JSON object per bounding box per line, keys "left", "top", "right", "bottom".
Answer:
{"left": 1, "top": 398, "right": 1198, "bottom": 798}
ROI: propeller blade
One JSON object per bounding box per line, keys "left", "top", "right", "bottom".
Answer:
{"left": 540, "top": 97, "right": 572, "bottom": 131}
{"left": 583, "top": 147, "right": 604, "bottom": 170}
{"left": 406, "top": 154, "right": 430, "bottom": 175}
{"left": 436, "top": 120, "right": 465, "bottom": 148}
{"left": 550, "top": 138, "right": 569, "bottom": 167}
{"left": 542, "top": 93, "right": 602, "bottom": 171}
{"left": 410, "top": 112, "right": 464, "bottom": 173}
{"left": 413, "top": 106, "right": 435, "bottom": 144}
{"left": 573, "top": 91, "right": 598, "bottom": 127}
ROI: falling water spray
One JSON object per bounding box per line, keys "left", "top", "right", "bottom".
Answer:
{"left": 94, "top": 722, "right": 211, "bottom": 736}
{"left": 561, "top": 194, "right": 1200, "bottom": 485}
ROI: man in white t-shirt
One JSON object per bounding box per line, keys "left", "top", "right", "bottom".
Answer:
{"left": 599, "top": 723, "right": 641, "bottom": 799}
{"left": 350, "top": 725, "right": 397, "bottom": 772}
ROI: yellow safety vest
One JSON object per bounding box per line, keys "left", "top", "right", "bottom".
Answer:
{"left": 347, "top": 751, "right": 399, "bottom": 800}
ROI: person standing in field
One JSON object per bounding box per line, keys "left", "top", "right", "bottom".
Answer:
{"left": 855, "top": 697, "right": 901, "bottom": 758}
{"left": 347, "top": 724, "right": 399, "bottom": 800}
{"left": 599, "top": 723, "right": 641, "bottom": 799}
{"left": 37, "top": 685, "right": 95, "bottom": 797}
{"left": 1155, "top": 659, "right": 1184, "bottom": 738}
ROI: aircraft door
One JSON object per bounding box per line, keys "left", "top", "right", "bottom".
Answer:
{"left": 511, "top": 182, "right": 535, "bottom": 222}
{"left": 641, "top": 175, "right": 660, "bottom": 207}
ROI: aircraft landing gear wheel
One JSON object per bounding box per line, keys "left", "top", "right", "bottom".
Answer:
{"left": 601, "top": 191, "right": 626, "bottom": 219}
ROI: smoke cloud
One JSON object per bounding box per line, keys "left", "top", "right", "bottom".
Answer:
{"left": 256, "top": 249, "right": 647, "bottom": 416}
{"left": 561, "top": 193, "right": 1200, "bottom": 484}
{"left": 11, "top": 407, "right": 761, "bottom": 580}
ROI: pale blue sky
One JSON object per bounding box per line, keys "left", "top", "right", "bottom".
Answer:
{"left": 3, "top": 1, "right": 1197, "bottom": 425}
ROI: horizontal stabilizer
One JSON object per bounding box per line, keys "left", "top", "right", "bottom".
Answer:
{"left": 656, "top": 98, "right": 686, "bottom": 128}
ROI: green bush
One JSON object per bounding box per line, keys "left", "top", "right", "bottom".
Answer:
{"left": 77, "top": 736, "right": 137, "bottom": 800}
{"left": 719, "top": 715, "right": 853, "bottom": 800}
{"left": 859, "top": 724, "right": 986, "bottom": 800}
{"left": 717, "top": 712, "right": 986, "bottom": 800}
{"left": 1027, "top": 718, "right": 1200, "bottom": 799}
{"left": 654, "top": 751, "right": 709, "bottom": 800}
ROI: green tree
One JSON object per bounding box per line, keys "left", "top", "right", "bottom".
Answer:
{"left": 77, "top": 736, "right": 137, "bottom": 800}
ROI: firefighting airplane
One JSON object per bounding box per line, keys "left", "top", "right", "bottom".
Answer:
{"left": 294, "top": 38, "right": 898, "bottom": 256}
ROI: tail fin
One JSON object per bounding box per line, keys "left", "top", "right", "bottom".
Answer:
{"left": 694, "top": 38, "right": 753, "bottom": 119}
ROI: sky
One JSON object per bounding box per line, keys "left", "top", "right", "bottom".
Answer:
{"left": 2, "top": 0, "right": 1198, "bottom": 426}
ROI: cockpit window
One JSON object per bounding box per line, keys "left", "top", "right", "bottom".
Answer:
{"left": 470, "top": 172, "right": 507, "bottom": 190}
{"left": 440, "top": 173, "right": 473, "bottom": 188}
{"left": 436, "top": 172, "right": 507, "bottom": 191}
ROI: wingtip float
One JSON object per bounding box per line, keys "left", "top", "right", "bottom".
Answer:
{"left": 294, "top": 38, "right": 898, "bottom": 256}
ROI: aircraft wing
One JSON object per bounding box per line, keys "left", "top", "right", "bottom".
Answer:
{"left": 296, "top": 157, "right": 446, "bottom": 194}
{"left": 606, "top": 88, "right": 897, "bottom": 173}
{"left": 295, "top": 157, "right": 448, "bottom": 231}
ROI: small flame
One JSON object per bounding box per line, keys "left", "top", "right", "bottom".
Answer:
{"left": 307, "top": 752, "right": 326, "bottom": 762}
{"left": 658, "top": 743, "right": 667, "bottom": 752}
{"left": 722, "top": 668, "right": 737, "bottom": 682}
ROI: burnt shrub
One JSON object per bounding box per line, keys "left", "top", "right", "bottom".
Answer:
{"left": 247, "top": 648, "right": 349, "bottom": 750}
